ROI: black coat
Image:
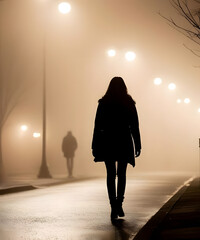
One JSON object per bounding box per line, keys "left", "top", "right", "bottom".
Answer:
{"left": 92, "top": 95, "right": 141, "bottom": 167}
{"left": 62, "top": 134, "right": 77, "bottom": 158}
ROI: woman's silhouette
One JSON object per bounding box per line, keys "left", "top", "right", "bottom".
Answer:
{"left": 92, "top": 77, "right": 141, "bottom": 220}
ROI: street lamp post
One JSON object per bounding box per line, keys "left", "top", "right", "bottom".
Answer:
{"left": 38, "top": 43, "right": 51, "bottom": 178}
{"left": 38, "top": 1, "right": 71, "bottom": 178}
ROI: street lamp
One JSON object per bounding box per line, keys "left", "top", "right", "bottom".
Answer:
{"left": 20, "top": 125, "right": 28, "bottom": 132}
{"left": 107, "top": 49, "right": 116, "bottom": 57}
{"left": 177, "top": 99, "right": 182, "bottom": 103}
{"left": 58, "top": 2, "right": 71, "bottom": 14}
{"left": 33, "top": 132, "right": 41, "bottom": 138}
{"left": 198, "top": 108, "right": 200, "bottom": 113}
{"left": 184, "top": 98, "right": 190, "bottom": 104}
{"left": 168, "top": 83, "right": 176, "bottom": 90}
{"left": 125, "top": 51, "right": 136, "bottom": 61}
{"left": 38, "top": 1, "right": 71, "bottom": 179}
{"left": 154, "top": 77, "right": 162, "bottom": 85}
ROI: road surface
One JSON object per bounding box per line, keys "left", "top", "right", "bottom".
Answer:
{"left": 0, "top": 174, "right": 190, "bottom": 240}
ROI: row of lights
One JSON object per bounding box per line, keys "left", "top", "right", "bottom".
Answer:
{"left": 106, "top": 51, "right": 199, "bottom": 111}
{"left": 43, "top": 2, "right": 200, "bottom": 113}
{"left": 21, "top": 125, "right": 41, "bottom": 138}
{"left": 56, "top": 3, "right": 199, "bottom": 113}
{"left": 153, "top": 77, "right": 200, "bottom": 112}
{"left": 107, "top": 49, "right": 136, "bottom": 61}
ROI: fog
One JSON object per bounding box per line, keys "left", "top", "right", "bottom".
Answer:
{"left": 0, "top": 0, "right": 199, "bottom": 178}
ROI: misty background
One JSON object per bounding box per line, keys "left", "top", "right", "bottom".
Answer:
{"left": 0, "top": 0, "right": 199, "bottom": 178}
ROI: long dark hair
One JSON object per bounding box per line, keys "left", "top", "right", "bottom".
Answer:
{"left": 100, "top": 77, "right": 135, "bottom": 103}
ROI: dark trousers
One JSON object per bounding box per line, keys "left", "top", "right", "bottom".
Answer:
{"left": 66, "top": 157, "right": 74, "bottom": 177}
{"left": 105, "top": 160, "right": 128, "bottom": 204}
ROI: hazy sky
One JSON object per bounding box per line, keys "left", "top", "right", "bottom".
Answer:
{"left": 0, "top": 0, "right": 199, "bottom": 177}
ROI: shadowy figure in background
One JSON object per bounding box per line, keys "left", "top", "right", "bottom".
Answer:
{"left": 92, "top": 77, "right": 141, "bottom": 220}
{"left": 62, "top": 131, "right": 78, "bottom": 178}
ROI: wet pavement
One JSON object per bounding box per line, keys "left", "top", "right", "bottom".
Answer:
{"left": 134, "top": 177, "right": 200, "bottom": 240}
{"left": 0, "top": 174, "right": 190, "bottom": 240}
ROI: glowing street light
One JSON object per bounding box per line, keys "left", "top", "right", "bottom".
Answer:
{"left": 154, "top": 78, "right": 162, "bottom": 85}
{"left": 198, "top": 108, "right": 200, "bottom": 113}
{"left": 21, "top": 125, "right": 28, "bottom": 132}
{"left": 184, "top": 98, "right": 190, "bottom": 104}
{"left": 177, "top": 99, "right": 182, "bottom": 103}
{"left": 33, "top": 132, "right": 41, "bottom": 138}
{"left": 58, "top": 2, "right": 71, "bottom": 14}
{"left": 125, "top": 51, "right": 136, "bottom": 61}
{"left": 107, "top": 49, "right": 116, "bottom": 57}
{"left": 168, "top": 83, "right": 176, "bottom": 90}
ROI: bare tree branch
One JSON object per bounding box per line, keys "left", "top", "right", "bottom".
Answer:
{"left": 160, "top": 0, "right": 200, "bottom": 57}
{"left": 183, "top": 43, "right": 200, "bottom": 56}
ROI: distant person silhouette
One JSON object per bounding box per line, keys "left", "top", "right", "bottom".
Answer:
{"left": 62, "top": 131, "right": 77, "bottom": 178}
{"left": 92, "top": 77, "right": 141, "bottom": 220}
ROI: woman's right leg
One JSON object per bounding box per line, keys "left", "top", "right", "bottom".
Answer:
{"left": 104, "top": 160, "right": 118, "bottom": 219}
{"left": 117, "top": 161, "right": 128, "bottom": 202}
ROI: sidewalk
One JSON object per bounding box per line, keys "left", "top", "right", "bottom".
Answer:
{"left": 134, "top": 177, "right": 200, "bottom": 240}
{"left": 0, "top": 175, "right": 88, "bottom": 195}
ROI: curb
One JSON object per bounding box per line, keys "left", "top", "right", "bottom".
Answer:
{"left": 0, "top": 177, "right": 95, "bottom": 195}
{"left": 133, "top": 177, "right": 193, "bottom": 240}
{"left": 0, "top": 185, "right": 37, "bottom": 195}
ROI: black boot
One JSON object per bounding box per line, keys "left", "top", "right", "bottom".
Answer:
{"left": 117, "top": 198, "right": 125, "bottom": 217}
{"left": 110, "top": 199, "right": 118, "bottom": 220}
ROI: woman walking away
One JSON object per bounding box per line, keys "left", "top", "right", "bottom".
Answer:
{"left": 92, "top": 77, "right": 141, "bottom": 220}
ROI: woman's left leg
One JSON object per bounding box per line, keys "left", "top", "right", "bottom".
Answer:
{"left": 104, "top": 160, "right": 117, "bottom": 204}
